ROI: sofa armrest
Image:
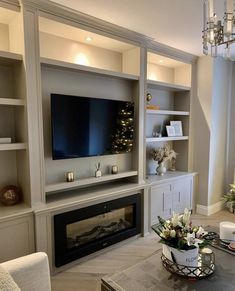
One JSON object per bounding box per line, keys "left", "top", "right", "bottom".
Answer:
{"left": 1, "top": 252, "right": 51, "bottom": 291}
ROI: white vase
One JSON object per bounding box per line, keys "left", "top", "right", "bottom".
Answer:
{"left": 156, "top": 162, "right": 166, "bottom": 176}
{"left": 162, "top": 244, "right": 199, "bottom": 267}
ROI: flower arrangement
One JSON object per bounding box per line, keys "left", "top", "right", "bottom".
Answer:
{"left": 152, "top": 144, "right": 177, "bottom": 164}
{"left": 223, "top": 183, "right": 235, "bottom": 213}
{"left": 152, "top": 209, "right": 208, "bottom": 250}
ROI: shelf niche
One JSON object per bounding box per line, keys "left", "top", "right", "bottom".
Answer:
{"left": 39, "top": 15, "right": 141, "bottom": 192}
{"left": 39, "top": 16, "right": 140, "bottom": 76}
{"left": 146, "top": 52, "right": 192, "bottom": 175}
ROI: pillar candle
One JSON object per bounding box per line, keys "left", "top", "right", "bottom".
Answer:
{"left": 220, "top": 221, "right": 235, "bottom": 241}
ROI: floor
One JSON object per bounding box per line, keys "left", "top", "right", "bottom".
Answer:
{"left": 51, "top": 210, "right": 235, "bottom": 291}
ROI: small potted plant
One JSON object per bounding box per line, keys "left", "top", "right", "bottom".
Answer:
{"left": 152, "top": 209, "right": 208, "bottom": 267}
{"left": 152, "top": 145, "right": 177, "bottom": 175}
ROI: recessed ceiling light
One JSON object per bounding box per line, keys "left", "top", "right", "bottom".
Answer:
{"left": 85, "top": 36, "right": 93, "bottom": 42}
{"left": 159, "top": 60, "right": 163, "bottom": 63}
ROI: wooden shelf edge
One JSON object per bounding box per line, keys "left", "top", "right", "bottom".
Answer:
{"left": 40, "top": 57, "right": 139, "bottom": 81}
{"left": 0, "top": 143, "right": 27, "bottom": 151}
{"left": 146, "top": 136, "right": 189, "bottom": 142}
{"left": 45, "top": 171, "right": 138, "bottom": 193}
{"left": 0, "top": 50, "right": 22, "bottom": 62}
{"left": 146, "top": 109, "right": 189, "bottom": 116}
{"left": 147, "top": 79, "right": 191, "bottom": 91}
{"left": 0, "top": 98, "right": 25, "bottom": 106}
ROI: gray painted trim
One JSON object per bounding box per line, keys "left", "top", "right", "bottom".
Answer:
{"left": 147, "top": 40, "right": 198, "bottom": 64}
{"left": 0, "top": 0, "right": 20, "bottom": 10}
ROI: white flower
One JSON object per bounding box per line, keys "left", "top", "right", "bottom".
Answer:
{"left": 186, "top": 232, "right": 195, "bottom": 246}
{"left": 196, "top": 226, "right": 208, "bottom": 238}
{"left": 171, "top": 212, "right": 180, "bottom": 227}
{"left": 170, "top": 230, "right": 176, "bottom": 238}
{"left": 186, "top": 232, "right": 203, "bottom": 247}
{"left": 182, "top": 208, "right": 191, "bottom": 225}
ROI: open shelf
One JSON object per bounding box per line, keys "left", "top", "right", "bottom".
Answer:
{"left": 147, "top": 80, "right": 190, "bottom": 91}
{"left": 146, "top": 109, "right": 189, "bottom": 116}
{"left": 0, "top": 143, "right": 27, "bottom": 151}
{"left": 0, "top": 98, "right": 25, "bottom": 106}
{"left": 45, "top": 171, "right": 138, "bottom": 194}
{"left": 0, "top": 50, "right": 22, "bottom": 63}
{"left": 146, "top": 136, "right": 189, "bottom": 142}
{"left": 40, "top": 57, "right": 139, "bottom": 81}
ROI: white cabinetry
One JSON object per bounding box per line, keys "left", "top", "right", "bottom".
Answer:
{"left": 150, "top": 175, "right": 193, "bottom": 225}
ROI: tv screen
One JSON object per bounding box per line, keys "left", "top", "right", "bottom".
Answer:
{"left": 51, "top": 94, "right": 134, "bottom": 160}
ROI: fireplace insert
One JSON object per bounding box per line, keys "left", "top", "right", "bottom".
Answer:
{"left": 54, "top": 193, "right": 141, "bottom": 267}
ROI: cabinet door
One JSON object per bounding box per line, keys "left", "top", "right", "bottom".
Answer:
{"left": 172, "top": 177, "right": 192, "bottom": 214}
{"left": 0, "top": 213, "right": 35, "bottom": 263}
{"left": 150, "top": 183, "right": 172, "bottom": 225}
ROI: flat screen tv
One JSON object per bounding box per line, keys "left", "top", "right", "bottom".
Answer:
{"left": 51, "top": 94, "right": 134, "bottom": 160}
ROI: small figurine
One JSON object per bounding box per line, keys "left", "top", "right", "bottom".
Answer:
{"left": 95, "top": 162, "right": 102, "bottom": 177}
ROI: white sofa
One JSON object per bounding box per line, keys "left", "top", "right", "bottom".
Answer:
{"left": 0, "top": 252, "right": 51, "bottom": 291}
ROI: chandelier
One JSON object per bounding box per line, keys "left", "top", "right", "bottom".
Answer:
{"left": 203, "top": 0, "right": 235, "bottom": 58}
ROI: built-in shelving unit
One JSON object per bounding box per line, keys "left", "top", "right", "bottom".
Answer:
{"left": 45, "top": 171, "right": 138, "bottom": 194}
{"left": 146, "top": 109, "right": 189, "bottom": 116}
{"left": 145, "top": 52, "right": 192, "bottom": 175}
{"left": 38, "top": 13, "right": 142, "bottom": 201}
{"left": 0, "top": 4, "right": 30, "bottom": 209}
{"left": 0, "top": 143, "right": 27, "bottom": 151}
{"left": 0, "top": 50, "right": 22, "bottom": 63}
{"left": 40, "top": 57, "right": 139, "bottom": 81}
{"left": 147, "top": 79, "right": 190, "bottom": 91}
{"left": 146, "top": 136, "right": 189, "bottom": 142}
{"left": 0, "top": 98, "right": 25, "bottom": 106}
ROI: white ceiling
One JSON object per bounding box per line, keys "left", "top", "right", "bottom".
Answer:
{"left": 50, "top": 0, "right": 209, "bottom": 57}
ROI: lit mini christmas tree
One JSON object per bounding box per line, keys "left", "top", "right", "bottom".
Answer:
{"left": 223, "top": 184, "right": 235, "bottom": 213}
{"left": 111, "top": 102, "right": 134, "bottom": 153}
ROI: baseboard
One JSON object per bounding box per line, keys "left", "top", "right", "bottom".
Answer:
{"left": 196, "top": 200, "right": 224, "bottom": 216}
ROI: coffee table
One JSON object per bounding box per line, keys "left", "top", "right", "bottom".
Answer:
{"left": 101, "top": 247, "right": 235, "bottom": 291}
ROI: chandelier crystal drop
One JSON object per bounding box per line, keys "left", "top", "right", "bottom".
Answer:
{"left": 203, "top": 0, "right": 235, "bottom": 58}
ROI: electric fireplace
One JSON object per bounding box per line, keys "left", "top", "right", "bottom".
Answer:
{"left": 54, "top": 194, "right": 141, "bottom": 267}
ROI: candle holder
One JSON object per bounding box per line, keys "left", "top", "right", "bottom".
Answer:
{"left": 111, "top": 165, "right": 118, "bottom": 174}
{"left": 66, "top": 172, "right": 74, "bottom": 182}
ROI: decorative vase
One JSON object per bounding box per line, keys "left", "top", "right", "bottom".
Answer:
{"left": 156, "top": 162, "right": 166, "bottom": 176}
{"left": 162, "top": 244, "right": 199, "bottom": 267}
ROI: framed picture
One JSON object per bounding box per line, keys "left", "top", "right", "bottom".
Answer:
{"left": 166, "top": 125, "right": 176, "bottom": 137}
{"left": 170, "top": 121, "right": 183, "bottom": 136}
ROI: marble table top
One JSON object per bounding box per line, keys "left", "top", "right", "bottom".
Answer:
{"left": 101, "top": 247, "right": 235, "bottom": 291}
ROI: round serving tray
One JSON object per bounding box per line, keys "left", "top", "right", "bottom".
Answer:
{"left": 161, "top": 253, "right": 215, "bottom": 279}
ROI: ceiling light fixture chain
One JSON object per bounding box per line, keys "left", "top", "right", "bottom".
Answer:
{"left": 203, "top": 0, "right": 235, "bottom": 58}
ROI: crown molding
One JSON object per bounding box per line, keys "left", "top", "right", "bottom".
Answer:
{"left": 20, "top": 0, "right": 153, "bottom": 47}
{"left": 0, "top": 0, "right": 20, "bottom": 10}
{"left": 147, "top": 39, "right": 198, "bottom": 64}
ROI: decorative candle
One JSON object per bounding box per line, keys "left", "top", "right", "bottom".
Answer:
{"left": 111, "top": 165, "right": 118, "bottom": 174}
{"left": 66, "top": 172, "right": 74, "bottom": 182}
{"left": 200, "top": 248, "right": 213, "bottom": 266}
{"left": 220, "top": 221, "right": 235, "bottom": 241}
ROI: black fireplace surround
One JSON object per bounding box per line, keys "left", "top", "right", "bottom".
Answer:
{"left": 54, "top": 193, "right": 141, "bottom": 267}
